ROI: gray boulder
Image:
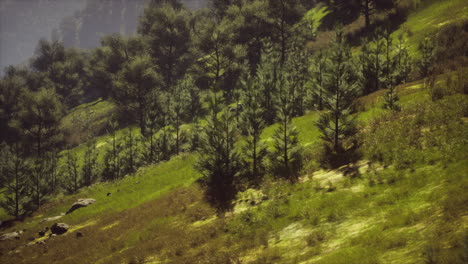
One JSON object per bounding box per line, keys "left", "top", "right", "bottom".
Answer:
{"left": 51, "top": 223, "right": 69, "bottom": 235}
{"left": 66, "top": 198, "right": 96, "bottom": 214}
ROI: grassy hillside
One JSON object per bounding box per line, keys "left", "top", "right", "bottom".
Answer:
{"left": 1, "top": 1, "right": 467, "bottom": 262}
{"left": 393, "top": 0, "right": 468, "bottom": 54}
{"left": 1, "top": 74, "right": 467, "bottom": 263}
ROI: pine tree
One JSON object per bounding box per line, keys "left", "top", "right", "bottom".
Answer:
{"left": 394, "top": 33, "right": 412, "bottom": 85}
{"left": 170, "top": 78, "right": 191, "bottom": 155}
{"left": 257, "top": 44, "right": 281, "bottom": 124}
{"left": 142, "top": 106, "right": 160, "bottom": 164}
{"left": 285, "top": 43, "right": 310, "bottom": 117}
{"left": 156, "top": 92, "right": 174, "bottom": 161}
{"left": 417, "top": 37, "right": 435, "bottom": 79}
{"left": 316, "top": 29, "right": 359, "bottom": 168}
{"left": 359, "top": 34, "right": 384, "bottom": 95}
{"left": 82, "top": 140, "right": 99, "bottom": 187}
{"left": 239, "top": 76, "right": 268, "bottom": 186}
{"left": 30, "top": 151, "right": 58, "bottom": 210}
{"left": 13, "top": 88, "right": 64, "bottom": 158}
{"left": 270, "top": 76, "right": 302, "bottom": 181}
{"left": 63, "top": 149, "right": 80, "bottom": 194}
{"left": 112, "top": 55, "right": 160, "bottom": 134}
{"left": 102, "top": 118, "right": 122, "bottom": 181}
{"left": 196, "top": 93, "right": 240, "bottom": 212}
{"left": 121, "top": 128, "right": 141, "bottom": 175}
{"left": 382, "top": 73, "right": 401, "bottom": 111}
{"left": 310, "top": 49, "right": 328, "bottom": 110}
{"left": 0, "top": 142, "right": 30, "bottom": 219}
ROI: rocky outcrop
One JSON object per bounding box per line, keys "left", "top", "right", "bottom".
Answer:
{"left": 66, "top": 198, "right": 96, "bottom": 214}
{"left": 51, "top": 223, "right": 69, "bottom": 235}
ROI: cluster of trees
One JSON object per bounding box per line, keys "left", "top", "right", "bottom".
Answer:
{"left": 1, "top": 0, "right": 430, "bottom": 217}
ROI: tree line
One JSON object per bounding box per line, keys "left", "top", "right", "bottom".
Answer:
{"left": 1, "top": 0, "right": 435, "bottom": 217}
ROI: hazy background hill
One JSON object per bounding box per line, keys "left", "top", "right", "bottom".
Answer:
{"left": 0, "top": 0, "right": 207, "bottom": 73}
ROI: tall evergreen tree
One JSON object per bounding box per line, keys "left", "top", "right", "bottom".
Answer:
{"left": 285, "top": 43, "right": 310, "bottom": 116}
{"left": 359, "top": 34, "right": 384, "bottom": 95}
{"left": 316, "top": 29, "right": 359, "bottom": 167}
{"left": 417, "top": 37, "right": 436, "bottom": 79}
{"left": 139, "top": 4, "right": 193, "bottom": 90}
{"left": 0, "top": 142, "right": 30, "bottom": 219}
{"left": 121, "top": 128, "right": 141, "bottom": 175}
{"left": 310, "top": 49, "right": 328, "bottom": 110}
{"left": 0, "top": 68, "right": 27, "bottom": 143}
{"left": 13, "top": 88, "right": 64, "bottom": 158}
{"left": 170, "top": 78, "right": 191, "bottom": 155}
{"left": 196, "top": 93, "right": 240, "bottom": 212}
{"left": 82, "top": 140, "right": 99, "bottom": 187}
{"left": 143, "top": 104, "right": 161, "bottom": 164}
{"left": 31, "top": 154, "right": 56, "bottom": 209}
{"left": 257, "top": 44, "right": 281, "bottom": 124}
{"left": 63, "top": 149, "right": 80, "bottom": 194}
{"left": 270, "top": 76, "right": 302, "bottom": 181}
{"left": 239, "top": 75, "right": 268, "bottom": 186}
{"left": 113, "top": 56, "right": 160, "bottom": 134}
{"left": 102, "top": 119, "right": 123, "bottom": 181}
{"left": 394, "top": 33, "right": 412, "bottom": 85}
{"left": 266, "top": 0, "right": 305, "bottom": 65}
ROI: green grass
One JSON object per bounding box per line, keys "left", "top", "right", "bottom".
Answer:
{"left": 261, "top": 112, "right": 321, "bottom": 147}
{"left": 60, "top": 98, "right": 116, "bottom": 146}
{"left": 2, "top": 68, "right": 467, "bottom": 263}
{"left": 392, "top": 0, "right": 468, "bottom": 55}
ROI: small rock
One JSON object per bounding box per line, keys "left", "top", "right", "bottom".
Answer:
{"left": 76, "top": 232, "right": 83, "bottom": 238}
{"left": 40, "top": 215, "right": 64, "bottom": 223}
{"left": 38, "top": 231, "right": 45, "bottom": 237}
{"left": 66, "top": 198, "right": 96, "bottom": 214}
{"left": 50, "top": 223, "right": 69, "bottom": 235}
{"left": 0, "top": 232, "right": 20, "bottom": 241}
{"left": 106, "top": 192, "right": 112, "bottom": 196}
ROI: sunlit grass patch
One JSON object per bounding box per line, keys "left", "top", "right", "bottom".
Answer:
{"left": 393, "top": 0, "right": 468, "bottom": 55}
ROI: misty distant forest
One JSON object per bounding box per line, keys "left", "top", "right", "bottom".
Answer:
{"left": 0, "top": 0, "right": 467, "bottom": 263}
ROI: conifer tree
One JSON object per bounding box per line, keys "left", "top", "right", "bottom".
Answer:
{"left": 113, "top": 55, "right": 160, "bottom": 134}
{"left": 359, "top": 34, "right": 384, "bottom": 95}
{"left": 102, "top": 119, "right": 122, "bottom": 181}
{"left": 13, "top": 88, "right": 64, "bottom": 158}
{"left": 316, "top": 29, "right": 359, "bottom": 167}
{"left": 63, "top": 149, "right": 80, "bottom": 194}
{"left": 0, "top": 142, "right": 30, "bottom": 219}
{"left": 382, "top": 73, "right": 400, "bottom": 111}
{"left": 257, "top": 44, "right": 281, "bottom": 124}
{"left": 417, "top": 37, "right": 435, "bottom": 79}
{"left": 121, "top": 128, "right": 140, "bottom": 175}
{"left": 394, "top": 33, "right": 411, "bottom": 84}
{"left": 285, "top": 43, "right": 310, "bottom": 117}
{"left": 239, "top": 76, "right": 268, "bottom": 186}
{"left": 310, "top": 50, "right": 328, "bottom": 110}
{"left": 196, "top": 93, "right": 240, "bottom": 212}
{"left": 143, "top": 106, "right": 160, "bottom": 164}
{"left": 82, "top": 140, "right": 99, "bottom": 187}
{"left": 156, "top": 92, "right": 174, "bottom": 161}
{"left": 170, "top": 78, "right": 191, "bottom": 155}
{"left": 270, "top": 76, "right": 302, "bottom": 181}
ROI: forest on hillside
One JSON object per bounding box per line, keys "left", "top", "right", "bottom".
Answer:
{"left": 0, "top": 0, "right": 467, "bottom": 263}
